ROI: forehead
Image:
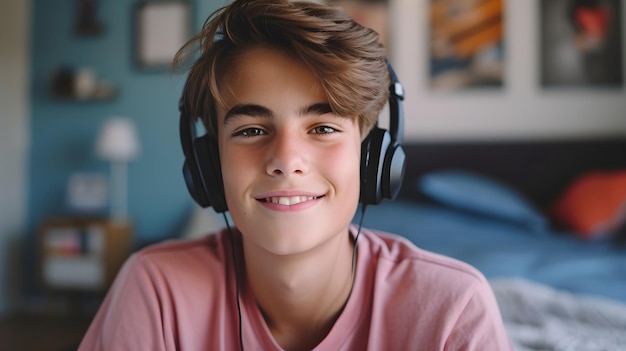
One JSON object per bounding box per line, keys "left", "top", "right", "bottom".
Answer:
{"left": 219, "top": 47, "right": 326, "bottom": 109}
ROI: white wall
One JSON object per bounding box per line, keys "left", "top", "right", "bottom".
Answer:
{"left": 0, "top": 0, "right": 31, "bottom": 317}
{"left": 390, "top": 0, "right": 626, "bottom": 141}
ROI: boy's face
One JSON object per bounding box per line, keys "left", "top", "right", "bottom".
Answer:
{"left": 216, "top": 47, "right": 362, "bottom": 256}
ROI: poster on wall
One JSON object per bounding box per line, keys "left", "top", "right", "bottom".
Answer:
{"left": 540, "top": 0, "right": 623, "bottom": 88}
{"left": 428, "top": 0, "right": 505, "bottom": 92}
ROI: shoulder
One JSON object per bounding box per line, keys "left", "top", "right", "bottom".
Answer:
{"left": 358, "top": 227, "right": 496, "bottom": 310}
{"left": 121, "top": 229, "right": 232, "bottom": 285}
{"left": 78, "top": 230, "right": 239, "bottom": 351}
{"left": 91, "top": 230, "right": 234, "bottom": 329}
{"left": 361, "top": 227, "right": 487, "bottom": 285}
{"left": 356, "top": 228, "right": 512, "bottom": 349}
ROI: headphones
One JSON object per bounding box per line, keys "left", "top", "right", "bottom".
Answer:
{"left": 180, "top": 60, "right": 406, "bottom": 213}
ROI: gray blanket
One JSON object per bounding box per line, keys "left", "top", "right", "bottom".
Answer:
{"left": 490, "top": 278, "right": 626, "bottom": 351}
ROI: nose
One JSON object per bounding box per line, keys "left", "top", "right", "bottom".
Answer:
{"left": 265, "top": 131, "right": 308, "bottom": 176}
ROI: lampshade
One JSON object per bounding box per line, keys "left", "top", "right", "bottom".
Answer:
{"left": 96, "top": 117, "right": 140, "bottom": 162}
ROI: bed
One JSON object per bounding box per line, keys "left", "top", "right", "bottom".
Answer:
{"left": 182, "top": 138, "right": 626, "bottom": 350}
{"left": 357, "top": 138, "right": 626, "bottom": 350}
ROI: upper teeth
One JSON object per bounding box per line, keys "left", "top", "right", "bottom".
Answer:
{"left": 267, "top": 196, "right": 316, "bottom": 205}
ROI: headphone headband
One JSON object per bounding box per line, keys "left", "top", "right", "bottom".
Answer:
{"left": 386, "top": 60, "right": 405, "bottom": 144}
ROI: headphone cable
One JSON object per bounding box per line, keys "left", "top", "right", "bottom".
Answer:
{"left": 224, "top": 213, "right": 245, "bottom": 351}
{"left": 352, "top": 204, "right": 367, "bottom": 275}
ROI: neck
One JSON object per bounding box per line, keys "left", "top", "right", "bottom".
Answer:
{"left": 242, "top": 229, "right": 356, "bottom": 351}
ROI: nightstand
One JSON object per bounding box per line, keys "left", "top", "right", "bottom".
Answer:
{"left": 38, "top": 217, "right": 132, "bottom": 293}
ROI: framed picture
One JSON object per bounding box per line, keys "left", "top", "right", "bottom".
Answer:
{"left": 134, "top": 1, "right": 192, "bottom": 70}
{"left": 540, "top": 0, "right": 623, "bottom": 88}
{"left": 75, "top": 0, "right": 104, "bottom": 36}
{"left": 428, "top": 0, "right": 505, "bottom": 92}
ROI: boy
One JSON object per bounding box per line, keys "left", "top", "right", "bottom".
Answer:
{"left": 79, "top": 0, "right": 512, "bottom": 350}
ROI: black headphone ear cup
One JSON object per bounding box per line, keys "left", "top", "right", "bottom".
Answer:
{"left": 382, "top": 143, "right": 406, "bottom": 200}
{"left": 183, "top": 158, "right": 210, "bottom": 208}
{"left": 179, "top": 97, "right": 228, "bottom": 212}
{"left": 360, "top": 126, "right": 391, "bottom": 205}
{"left": 194, "top": 135, "right": 228, "bottom": 213}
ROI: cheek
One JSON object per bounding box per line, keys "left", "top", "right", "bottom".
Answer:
{"left": 324, "top": 141, "right": 362, "bottom": 193}
{"left": 219, "top": 146, "right": 254, "bottom": 203}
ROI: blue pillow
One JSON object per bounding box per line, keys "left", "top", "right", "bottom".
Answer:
{"left": 418, "top": 170, "right": 547, "bottom": 232}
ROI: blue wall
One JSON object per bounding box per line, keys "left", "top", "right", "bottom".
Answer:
{"left": 27, "top": 0, "right": 222, "bottom": 288}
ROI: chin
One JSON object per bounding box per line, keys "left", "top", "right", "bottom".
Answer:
{"left": 245, "top": 220, "right": 351, "bottom": 257}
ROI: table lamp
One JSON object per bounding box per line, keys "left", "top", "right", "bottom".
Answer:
{"left": 96, "top": 117, "right": 140, "bottom": 222}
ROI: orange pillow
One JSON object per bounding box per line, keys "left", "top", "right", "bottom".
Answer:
{"left": 551, "top": 169, "right": 626, "bottom": 239}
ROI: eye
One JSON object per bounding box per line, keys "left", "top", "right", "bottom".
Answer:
{"left": 310, "top": 125, "right": 338, "bottom": 135}
{"left": 234, "top": 127, "right": 266, "bottom": 137}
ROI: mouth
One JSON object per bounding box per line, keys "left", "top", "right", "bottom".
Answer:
{"left": 258, "top": 195, "right": 324, "bottom": 206}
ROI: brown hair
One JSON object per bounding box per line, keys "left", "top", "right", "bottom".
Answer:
{"left": 173, "top": 0, "right": 389, "bottom": 136}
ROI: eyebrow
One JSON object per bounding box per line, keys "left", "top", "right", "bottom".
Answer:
{"left": 223, "top": 102, "right": 334, "bottom": 126}
{"left": 223, "top": 104, "right": 271, "bottom": 126}
{"left": 301, "top": 103, "right": 333, "bottom": 116}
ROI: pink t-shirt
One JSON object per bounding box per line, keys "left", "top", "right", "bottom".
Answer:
{"left": 79, "top": 226, "right": 513, "bottom": 350}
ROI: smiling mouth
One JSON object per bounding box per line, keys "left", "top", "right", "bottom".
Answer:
{"left": 259, "top": 195, "right": 323, "bottom": 206}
